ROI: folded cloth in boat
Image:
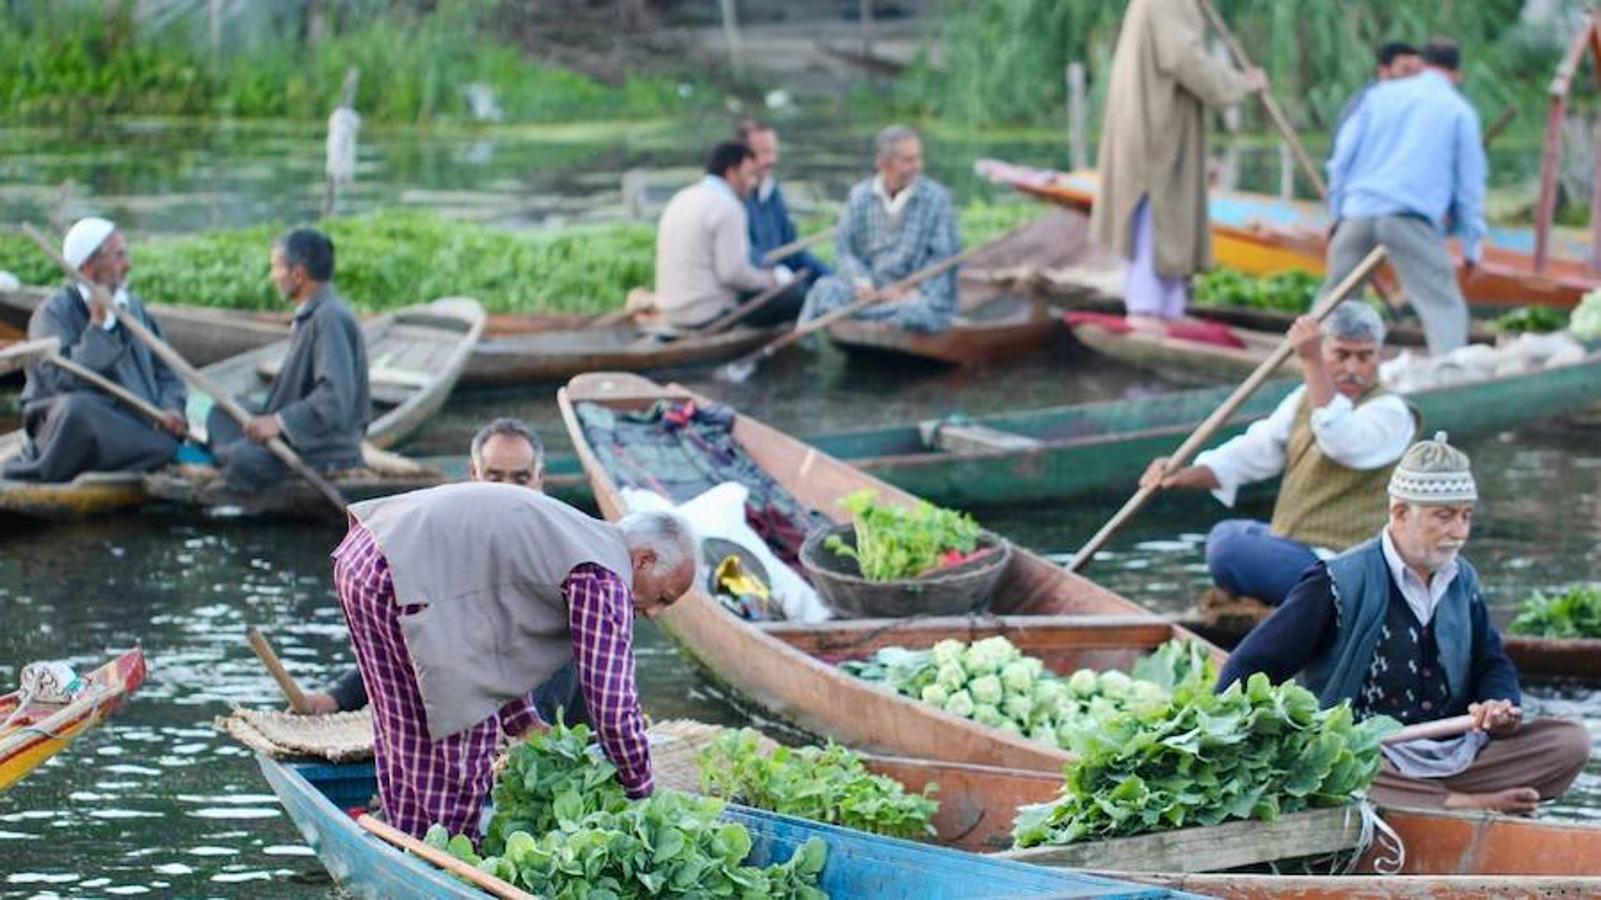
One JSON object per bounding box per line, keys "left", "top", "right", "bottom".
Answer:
{"left": 18, "top": 661, "right": 82, "bottom": 704}
{"left": 1380, "top": 730, "right": 1488, "bottom": 779}
{"left": 622, "top": 482, "right": 831, "bottom": 623}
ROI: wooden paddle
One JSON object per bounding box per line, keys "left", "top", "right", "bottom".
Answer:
{"left": 21, "top": 223, "right": 349, "bottom": 515}
{"left": 1066, "top": 245, "right": 1387, "bottom": 572}
{"left": 760, "top": 225, "right": 837, "bottom": 266}
{"left": 697, "top": 267, "right": 811, "bottom": 336}
{"left": 1385, "top": 714, "right": 1477, "bottom": 745}
{"left": 356, "top": 814, "right": 536, "bottom": 900}
{"left": 246, "top": 625, "right": 313, "bottom": 715}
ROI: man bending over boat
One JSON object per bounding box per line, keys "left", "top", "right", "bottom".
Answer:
{"left": 5, "top": 217, "right": 188, "bottom": 482}
{"left": 1218, "top": 434, "right": 1591, "bottom": 813}
{"left": 799, "top": 125, "right": 961, "bottom": 333}
{"left": 333, "top": 483, "right": 694, "bottom": 838}
{"left": 304, "top": 417, "right": 589, "bottom": 721}
{"left": 653, "top": 141, "right": 802, "bottom": 330}
{"left": 206, "top": 228, "right": 370, "bottom": 492}
{"left": 1140, "top": 301, "right": 1416, "bottom": 606}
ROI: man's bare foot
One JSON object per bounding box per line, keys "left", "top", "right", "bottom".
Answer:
{"left": 1443, "top": 787, "right": 1541, "bottom": 814}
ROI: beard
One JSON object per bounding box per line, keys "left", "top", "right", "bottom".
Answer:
{"left": 1420, "top": 542, "right": 1465, "bottom": 571}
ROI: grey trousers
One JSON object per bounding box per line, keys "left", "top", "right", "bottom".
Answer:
{"left": 1371, "top": 718, "right": 1592, "bottom": 809}
{"left": 4, "top": 393, "right": 179, "bottom": 482}
{"left": 1324, "top": 215, "right": 1468, "bottom": 355}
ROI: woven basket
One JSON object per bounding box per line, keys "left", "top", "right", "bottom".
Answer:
{"left": 799, "top": 524, "right": 1011, "bottom": 619}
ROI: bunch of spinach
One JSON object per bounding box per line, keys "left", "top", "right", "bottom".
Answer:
{"left": 1508, "top": 583, "right": 1601, "bottom": 639}
{"left": 482, "top": 721, "right": 630, "bottom": 856}
{"left": 696, "top": 728, "right": 939, "bottom": 840}
{"left": 1011, "top": 673, "right": 1399, "bottom": 848}
{"left": 824, "top": 489, "right": 981, "bottom": 582}
{"left": 1193, "top": 267, "right": 1321, "bottom": 314}
{"left": 1492, "top": 305, "right": 1569, "bottom": 336}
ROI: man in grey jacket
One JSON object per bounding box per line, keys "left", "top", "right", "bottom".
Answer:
{"left": 207, "top": 227, "right": 370, "bottom": 491}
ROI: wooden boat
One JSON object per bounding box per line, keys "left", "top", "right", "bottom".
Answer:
{"left": 559, "top": 372, "right": 1219, "bottom": 771}
{"left": 977, "top": 159, "right": 1601, "bottom": 311}
{"left": 1065, "top": 312, "right": 1304, "bottom": 383}
{"left": 0, "top": 297, "right": 479, "bottom": 519}
{"left": 1, "top": 648, "right": 146, "bottom": 789}
{"left": 0, "top": 286, "right": 291, "bottom": 366}
{"left": 256, "top": 755, "right": 1165, "bottom": 900}
{"left": 825, "top": 293, "right": 1060, "bottom": 366}
{"left": 462, "top": 319, "right": 783, "bottom": 386}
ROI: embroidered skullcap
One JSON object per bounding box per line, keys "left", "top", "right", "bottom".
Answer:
{"left": 62, "top": 217, "right": 116, "bottom": 269}
{"left": 1388, "top": 431, "right": 1477, "bottom": 505}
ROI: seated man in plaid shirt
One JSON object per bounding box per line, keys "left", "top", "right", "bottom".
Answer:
{"left": 332, "top": 482, "right": 696, "bottom": 838}
{"left": 799, "top": 124, "right": 962, "bottom": 334}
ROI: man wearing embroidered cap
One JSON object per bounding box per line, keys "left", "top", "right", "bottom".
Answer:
{"left": 1219, "top": 433, "right": 1591, "bottom": 813}
{"left": 5, "top": 217, "right": 188, "bottom": 482}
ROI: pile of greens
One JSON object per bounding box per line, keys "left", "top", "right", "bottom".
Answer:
{"left": 1011, "top": 674, "right": 1399, "bottom": 847}
{"left": 824, "top": 489, "right": 982, "bottom": 582}
{"left": 433, "top": 722, "right": 828, "bottom": 899}
{"left": 841, "top": 637, "right": 1215, "bottom": 750}
{"left": 697, "top": 728, "right": 939, "bottom": 840}
{"left": 1573, "top": 288, "right": 1601, "bottom": 341}
{"left": 1508, "top": 584, "right": 1601, "bottom": 639}
{"left": 1492, "top": 306, "right": 1569, "bottom": 335}
{"left": 1193, "top": 267, "right": 1321, "bottom": 314}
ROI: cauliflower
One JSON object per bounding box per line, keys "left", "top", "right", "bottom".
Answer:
{"left": 1000, "top": 660, "right": 1037, "bottom": 694}
{"left": 972, "top": 703, "right": 1006, "bottom": 729}
{"left": 1087, "top": 696, "right": 1121, "bottom": 722}
{"left": 969, "top": 674, "right": 1004, "bottom": 706}
{"left": 1097, "top": 670, "right": 1133, "bottom": 697}
{"left": 920, "top": 684, "right": 950, "bottom": 707}
{"left": 1129, "top": 679, "right": 1169, "bottom": 707}
{"left": 1028, "top": 725, "right": 1059, "bottom": 747}
{"left": 1002, "top": 693, "right": 1035, "bottom": 724}
{"left": 963, "top": 636, "right": 1018, "bottom": 676}
{"left": 931, "top": 639, "right": 965, "bottom": 670}
{"left": 1031, "top": 679, "right": 1066, "bottom": 713}
{"left": 1067, "top": 669, "right": 1099, "bottom": 697}
{"left": 995, "top": 719, "right": 1024, "bottom": 736}
{"left": 943, "top": 689, "right": 975, "bottom": 718}
{"left": 935, "top": 662, "right": 966, "bottom": 692}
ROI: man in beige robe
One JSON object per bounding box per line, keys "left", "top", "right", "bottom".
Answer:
{"left": 1090, "top": 0, "right": 1265, "bottom": 328}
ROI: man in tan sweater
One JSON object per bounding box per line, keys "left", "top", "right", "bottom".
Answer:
{"left": 653, "top": 141, "right": 797, "bottom": 329}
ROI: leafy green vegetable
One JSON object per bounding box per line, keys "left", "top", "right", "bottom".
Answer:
{"left": 1573, "top": 288, "right": 1601, "bottom": 341}
{"left": 842, "top": 637, "right": 1215, "bottom": 749}
{"left": 1492, "top": 305, "right": 1569, "bottom": 335}
{"left": 697, "top": 728, "right": 939, "bottom": 840}
{"left": 823, "top": 489, "right": 982, "bottom": 582}
{"left": 1193, "top": 267, "right": 1321, "bottom": 314}
{"left": 1508, "top": 583, "right": 1601, "bottom": 638}
{"left": 1011, "top": 673, "right": 1399, "bottom": 848}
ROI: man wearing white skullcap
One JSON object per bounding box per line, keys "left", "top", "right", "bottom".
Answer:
{"left": 1141, "top": 301, "right": 1417, "bottom": 606}
{"left": 1219, "top": 433, "right": 1591, "bottom": 813}
{"left": 5, "top": 217, "right": 188, "bottom": 482}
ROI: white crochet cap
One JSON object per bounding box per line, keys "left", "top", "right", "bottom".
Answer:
{"left": 62, "top": 216, "right": 116, "bottom": 269}
{"left": 1388, "top": 431, "right": 1477, "bottom": 505}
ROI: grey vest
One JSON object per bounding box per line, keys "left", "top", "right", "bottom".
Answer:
{"left": 349, "top": 482, "right": 634, "bottom": 740}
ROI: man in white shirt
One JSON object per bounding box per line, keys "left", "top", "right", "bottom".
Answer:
{"left": 653, "top": 141, "right": 797, "bottom": 329}
{"left": 1140, "top": 301, "right": 1417, "bottom": 605}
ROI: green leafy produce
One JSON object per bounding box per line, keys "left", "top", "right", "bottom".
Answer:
{"left": 824, "top": 489, "right": 982, "bottom": 582}
{"left": 438, "top": 722, "right": 828, "bottom": 899}
{"left": 1193, "top": 267, "right": 1321, "bottom": 314}
{"left": 1011, "top": 673, "right": 1400, "bottom": 847}
{"left": 842, "top": 637, "right": 1215, "bottom": 750}
{"left": 1492, "top": 305, "right": 1569, "bottom": 335}
{"left": 696, "top": 728, "right": 939, "bottom": 840}
{"left": 1573, "top": 288, "right": 1601, "bottom": 341}
{"left": 1508, "top": 584, "right": 1601, "bottom": 639}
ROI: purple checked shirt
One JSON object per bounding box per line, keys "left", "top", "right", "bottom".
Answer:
{"left": 332, "top": 523, "right": 652, "bottom": 839}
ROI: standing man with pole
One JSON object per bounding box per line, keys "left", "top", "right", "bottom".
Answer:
{"left": 1091, "top": 0, "right": 1266, "bottom": 331}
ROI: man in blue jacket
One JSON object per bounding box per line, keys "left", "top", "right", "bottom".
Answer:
{"left": 1219, "top": 433, "right": 1590, "bottom": 813}
{"left": 737, "top": 119, "right": 831, "bottom": 292}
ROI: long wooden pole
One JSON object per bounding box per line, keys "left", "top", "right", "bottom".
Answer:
{"left": 760, "top": 226, "right": 837, "bottom": 266}
{"left": 44, "top": 354, "right": 173, "bottom": 429}
{"left": 356, "top": 814, "right": 536, "bottom": 900}
{"left": 698, "top": 268, "right": 810, "bottom": 335}
{"left": 1384, "top": 714, "right": 1475, "bottom": 745}
{"left": 21, "top": 223, "right": 349, "bottom": 514}
{"left": 246, "top": 625, "right": 313, "bottom": 715}
{"left": 1067, "top": 246, "right": 1387, "bottom": 572}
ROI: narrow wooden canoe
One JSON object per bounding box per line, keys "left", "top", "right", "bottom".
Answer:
{"left": 257, "top": 755, "right": 1168, "bottom": 899}
{"left": 978, "top": 160, "right": 1601, "bottom": 310}
{"left": 0, "top": 286, "right": 291, "bottom": 365}
{"left": 1066, "top": 314, "right": 1303, "bottom": 383}
{"left": 826, "top": 294, "right": 1060, "bottom": 366}
{"left": 559, "top": 371, "right": 1220, "bottom": 771}
{"left": 463, "top": 320, "right": 783, "bottom": 386}
{"left": 0, "top": 648, "right": 146, "bottom": 789}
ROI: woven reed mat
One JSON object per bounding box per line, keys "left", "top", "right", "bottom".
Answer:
{"left": 644, "top": 719, "right": 780, "bottom": 793}
{"left": 215, "top": 707, "right": 375, "bottom": 762}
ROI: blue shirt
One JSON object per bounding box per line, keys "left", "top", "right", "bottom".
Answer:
{"left": 745, "top": 180, "right": 831, "bottom": 277}
{"left": 1327, "top": 70, "right": 1488, "bottom": 262}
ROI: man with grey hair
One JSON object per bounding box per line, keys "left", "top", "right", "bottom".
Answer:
{"left": 799, "top": 124, "right": 962, "bottom": 333}
{"left": 1220, "top": 433, "right": 1590, "bottom": 813}
{"left": 332, "top": 481, "right": 695, "bottom": 837}
{"left": 1141, "top": 301, "right": 1416, "bottom": 605}
{"left": 207, "top": 227, "right": 369, "bottom": 492}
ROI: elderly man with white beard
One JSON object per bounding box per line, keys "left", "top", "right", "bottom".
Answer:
{"left": 1217, "top": 434, "right": 1592, "bottom": 814}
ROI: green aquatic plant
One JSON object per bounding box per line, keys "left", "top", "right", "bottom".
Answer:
{"left": 824, "top": 489, "right": 982, "bottom": 582}
{"left": 1508, "top": 584, "right": 1601, "bottom": 639}
{"left": 1193, "top": 267, "right": 1321, "bottom": 314}
{"left": 1492, "top": 305, "right": 1569, "bottom": 335}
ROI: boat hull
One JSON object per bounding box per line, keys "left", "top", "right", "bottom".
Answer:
{"left": 0, "top": 648, "right": 146, "bottom": 789}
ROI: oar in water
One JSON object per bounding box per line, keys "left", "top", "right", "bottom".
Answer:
{"left": 1066, "top": 246, "right": 1388, "bottom": 572}
{"left": 21, "top": 223, "right": 349, "bottom": 515}
{"left": 245, "top": 626, "right": 313, "bottom": 715}
{"left": 357, "top": 814, "right": 536, "bottom": 900}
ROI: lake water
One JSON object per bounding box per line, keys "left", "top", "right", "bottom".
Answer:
{"left": 1, "top": 118, "right": 1597, "bottom": 897}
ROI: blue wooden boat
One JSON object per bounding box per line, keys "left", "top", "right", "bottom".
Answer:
{"left": 257, "top": 754, "right": 1187, "bottom": 899}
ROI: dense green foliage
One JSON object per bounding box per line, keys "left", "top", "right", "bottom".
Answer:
{"left": 0, "top": 1, "right": 691, "bottom": 123}
{"left": 1011, "top": 673, "right": 1400, "bottom": 847}
{"left": 842, "top": 637, "right": 1215, "bottom": 749}
{"left": 1508, "top": 584, "right": 1601, "bottom": 639}
{"left": 1193, "top": 267, "right": 1321, "bottom": 313}
{"left": 447, "top": 722, "right": 828, "bottom": 899}
{"left": 697, "top": 728, "right": 939, "bottom": 840}
{"left": 901, "top": 0, "right": 1545, "bottom": 132}
{"left": 1492, "top": 305, "right": 1570, "bottom": 335}
{"left": 825, "top": 489, "right": 982, "bottom": 582}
